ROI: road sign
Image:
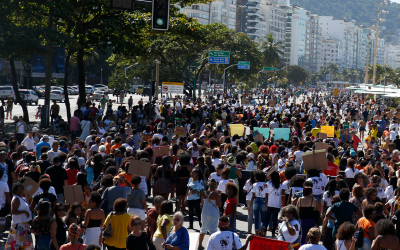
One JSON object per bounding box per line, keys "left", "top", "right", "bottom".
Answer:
{"left": 238, "top": 61, "right": 250, "bottom": 69}
{"left": 162, "top": 82, "right": 184, "bottom": 94}
{"left": 264, "top": 67, "right": 277, "bottom": 71}
{"left": 209, "top": 51, "right": 230, "bottom": 64}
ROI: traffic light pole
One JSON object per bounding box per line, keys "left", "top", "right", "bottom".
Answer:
{"left": 193, "top": 57, "right": 208, "bottom": 101}
{"left": 149, "top": 55, "right": 154, "bottom": 119}
{"left": 223, "top": 64, "right": 237, "bottom": 93}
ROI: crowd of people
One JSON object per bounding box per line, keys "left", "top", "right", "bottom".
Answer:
{"left": 1, "top": 88, "right": 400, "bottom": 250}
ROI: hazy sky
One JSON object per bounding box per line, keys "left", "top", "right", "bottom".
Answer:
{"left": 392, "top": 0, "right": 400, "bottom": 3}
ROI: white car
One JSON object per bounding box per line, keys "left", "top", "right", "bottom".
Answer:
{"left": 0, "top": 86, "right": 15, "bottom": 101}
{"left": 92, "top": 84, "right": 109, "bottom": 93}
{"left": 50, "top": 90, "right": 65, "bottom": 102}
{"left": 19, "top": 89, "right": 39, "bottom": 105}
{"left": 85, "top": 86, "right": 95, "bottom": 94}
{"left": 67, "top": 87, "right": 78, "bottom": 95}
{"left": 92, "top": 91, "right": 109, "bottom": 101}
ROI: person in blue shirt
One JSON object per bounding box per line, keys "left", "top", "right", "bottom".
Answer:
{"left": 187, "top": 169, "right": 204, "bottom": 229}
{"left": 362, "top": 110, "right": 369, "bottom": 122}
{"left": 36, "top": 135, "right": 50, "bottom": 160}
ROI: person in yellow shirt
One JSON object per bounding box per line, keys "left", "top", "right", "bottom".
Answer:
{"left": 100, "top": 198, "right": 131, "bottom": 249}
{"left": 153, "top": 201, "right": 174, "bottom": 250}
{"left": 369, "top": 125, "right": 378, "bottom": 140}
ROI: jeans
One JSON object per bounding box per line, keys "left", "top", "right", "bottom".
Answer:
{"left": 323, "top": 227, "right": 334, "bottom": 250}
{"left": 358, "top": 237, "right": 372, "bottom": 250}
{"left": 37, "top": 234, "right": 51, "bottom": 250}
{"left": 300, "top": 218, "right": 316, "bottom": 245}
{"left": 253, "top": 197, "right": 266, "bottom": 231}
{"left": 188, "top": 199, "right": 202, "bottom": 226}
{"left": 265, "top": 207, "right": 280, "bottom": 233}
{"left": 56, "top": 193, "right": 63, "bottom": 203}
{"left": 247, "top": 200, "right": 260, "bottom": 231}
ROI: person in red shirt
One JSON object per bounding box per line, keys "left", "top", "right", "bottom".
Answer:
{"left": 324, "top": 154, "right": 339, "bottom": 177}
{"left": 224, "top": 182, "right": 238, "bottom": 231}
{"left": 351, "top": 130, "right": 361, "bottom": 151}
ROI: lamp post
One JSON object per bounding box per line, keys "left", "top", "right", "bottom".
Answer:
{"left": 192, "top": 57, "right": 208, "bottom": 101}
{"left": 223, "top": 64, "right": 238, "bottom": 93}
{"left": 372, "top": 0, "right": 387, "bottom": 85}
{"left": 155, "top": 59, "right": 161, "bottom": 99}
{"left": 101, "top": 69, "right": 103, "bottom": 85}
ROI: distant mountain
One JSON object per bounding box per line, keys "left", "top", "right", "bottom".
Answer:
{"left": 290, "top": 0, "right": 400, "bottom": 41}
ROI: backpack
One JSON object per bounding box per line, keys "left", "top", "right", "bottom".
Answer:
{"left": 259, "top": 154, "right": 271, "bottom": 170}
{"left": 36, "top": 193, "right": 54, "bottom": 215}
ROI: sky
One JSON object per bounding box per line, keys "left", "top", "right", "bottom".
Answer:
{"left": 392, "top": 0, "right": 400, "bottom": 3}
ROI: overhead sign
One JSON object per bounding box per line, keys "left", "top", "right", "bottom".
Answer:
{"left": 264, "top": 67, "right": 277, "bottom": 71}
{"left": 162, "top": 82, "right": 184, "bottom": 94}
{"left": 32, "top": 47, "right": 65, "bottom": 78}
{"left": 238, "top": 61, "right": 250, "bottom": 69}
{"left": 208, "top": 51, "right": 230, "bottom": 64}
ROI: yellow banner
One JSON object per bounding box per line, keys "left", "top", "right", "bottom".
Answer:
{"left": 321, "top": 126, "right": 334, "bottom": 137}
{"left": 333, "top": 89, "right": 338, "bottom": 96}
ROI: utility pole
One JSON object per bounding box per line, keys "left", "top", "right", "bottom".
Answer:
{"left": 365, "top": 32, "right": 370, "bottom": 85}
{"left": 214, "top": 65, "right": 217, "bottom": 96}
{"left": 150, "top": 56, "right": 154, "bottom": 119}
{"left": 155, "top": 59, "right": 161, "bottom": 99}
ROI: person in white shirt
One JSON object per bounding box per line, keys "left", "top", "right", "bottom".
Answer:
{"left": 206, "top": 216, "right": 252, "bottom": 250}
{"left": 390, "top": 128, "right": 397, "bottom": 141}
{"left": 247, "top": 171, "right": 268, "bottom": 236}
{"left": 264, "top": 171, "right": 285, "bottom": 238}
{"left": 208, "top": 165, "right": 223, "bottom": 183}
{"left": 390, "top": 121, "right": 399, "bottom": 132}
{"left": 21, "top": 131, "right": 35, "bottom": 152}
{"left": 298, "top": 228, "right": 327, "bottom": 250}
{"left": 277, "top": 205, "right": 301, "bottom": 247}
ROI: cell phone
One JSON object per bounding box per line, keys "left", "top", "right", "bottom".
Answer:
{"left": 354, "top": 231, "right": 359, "bottom": 240}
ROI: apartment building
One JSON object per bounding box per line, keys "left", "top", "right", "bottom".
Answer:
{"left": 261, "top": 2, "right": 287, "bottom": 44}
{"left": 284, "top": 7, "right": 307, "bottom": 68}
{"left": 236, "top": 0, "right": 268, "bottom": 42}
{"left": 321, "top": 37, "right": 341, "bottom": 66}
{"left": 305, "top": 14, "right": 322, "bottom": 73}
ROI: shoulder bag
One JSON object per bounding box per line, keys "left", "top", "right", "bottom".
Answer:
{"left": 355, "top": 219, "right": 366, "bottom": 248}
{"left": 102, "top": 212, "right": 114, "bottom": 240}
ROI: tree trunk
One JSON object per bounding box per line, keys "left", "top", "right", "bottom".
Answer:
{"left": 10, "top": 57, "right": 29, "bottom": 123}
{"left": 63, "top": 53, "right": 72, "bottom": 122}
{"left": 77, "top": 48, "right": 86, "bottom": 108}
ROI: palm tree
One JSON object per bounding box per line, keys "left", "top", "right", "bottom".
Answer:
{"left": 318, "top": 66, "right": 329, "bottom": 81}
{"left": 308, "top": 73, "right": 318, "bottom": 84}
{"left": 260, "top": 33, "right": 284, "bottom": 67}
{"left": 326, "top": 63, "right": 339, "bottom": 80}
{"left": 268, "top": 69, "right": 288, "bottom": 88}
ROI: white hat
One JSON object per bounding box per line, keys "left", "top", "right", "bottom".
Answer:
{"left": 32, "top": 127, "right": 39, "bottom": 133}
{"left": 193, "top": 138, "right": 198, "bottom": 144}
{"left": 42, "top": 135, "right": 49, "bottom": 139}
{"left": 248, "top": 153, "right": 255, "bottom": 160}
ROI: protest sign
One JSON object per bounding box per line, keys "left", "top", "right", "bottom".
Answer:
{"left": 230, "top": 124, "right": 245, "bottom": 137}
{"left": 253, "top": 127, "right": 270, "bottom": 139}
{"left": 273, "top": 128, "right": 290, "bottom": 140}
{"left": 128, "top": 159, "right": 151, "bottom": 176}
{"left": 321, "top": 126, "right": 334, "bottom": 137}
{"left": 268, "top": 100, "right": 276, "bottom": 106}
{"left": 250, "top": 236, "right": 290, "bottom": 250}
{"left": 22, "top": 177, "right": 39, "bottom": 196}
{"left": 315, "top": 142, "right": 329, "bottom": 151}
{"left": 254, "top": 134, "right": 263, "bottom": 142}
{"left": 174, "top": 126, "right": 186, "bottom": 136}
{"left": 251, "top": 130, "right": 260, "bottom": 136}
{"left": 318, "top": 133, "right": 328, "bottom": 139}
{"left": 302, "top": 150, "right": 328, "bottom": 172}
{"left": 64, "top": 185, "right": 85, "bottom": 203}
{"left": 154, "top": 146, "right": 170, "bottom": 157}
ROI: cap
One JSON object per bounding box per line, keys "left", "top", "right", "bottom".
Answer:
{"left": 248, "top": 153, "right": 255, "bottom": 160}
{"left": 111, "top": 127, "right": 117, "bottom": 132}
{"left": 32, "top": 127, "right": 39, "bottom": 133}
{"left": 42, "top": 135, "right": 49, "bottom": 139}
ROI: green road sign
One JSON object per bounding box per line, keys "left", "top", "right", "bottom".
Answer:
{"left": 209, "top": 51, "right": 230, "bottom": 57}
{"left": 264, "top": 67, "right": 277, "bottom": 71}
{"left": 238, "top": 61, "right": 250, "bottom": 69}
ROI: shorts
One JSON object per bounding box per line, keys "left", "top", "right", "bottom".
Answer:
{"left": 6, "top": 106, "right": 12, "bottom": 112}
{"left": 313, "top": 194, "right": 322, "bottom": 204}
{"left": 127, "top": 207, "right": 146, "bottom": 220}
{"left": 359, "top": 126, "right": 365, "bottom": 131}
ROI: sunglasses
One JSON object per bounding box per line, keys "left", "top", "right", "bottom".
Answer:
{"left": 173, "top": 219, "right": 181, "bottom": 221}
{"left": 132, "top": 223, "right": 141, "bottom": 226}
{"left": 57, "top": 208, "right": 65, "bottom": 212}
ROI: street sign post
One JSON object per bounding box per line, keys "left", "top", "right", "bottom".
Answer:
{"left": 238, "top": 61, "right": 250, "bottom": 69}
{"left": 263, "top": 67, "right": 277, "bottom": 71}
{"left": 208, "top": 51, "right": 230, "bottom": 64}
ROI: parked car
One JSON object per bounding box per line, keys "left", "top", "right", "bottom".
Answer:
{"left": 19, "top": 89, "right": 39, "bottom": 105}
{"left": 67, "top": 86, "right": 78, "bottom": 95}
{"left": 51, "top": 86, "right": 64, "bottom": 93}
{"left": 92, "top": 91, "right": 109, "bottom": 101}
{"left": 50, "top": 90, "right": 65, "bottom": 102}
{"left": 33, "top": 86, "right": 45, "bottom": 97}
{"left": 0, "top": 86, "right": 15, "bottom": 101}
{"left": 92, "top": 84, "right": 109, "bottom": 93}
{"left": 85, "top": 86, "right": 95, "bottom": 94}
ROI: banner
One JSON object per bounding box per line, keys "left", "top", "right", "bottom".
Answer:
{"left": 321, "top": 126, "right": 334, "bottom": 137}
{"left": 250, "top": 236, "right": 290, "bottom": 250}
{"left": 253, "top": 127, "right": 270, "bottom": 139}
{"left": 32, "top": 47, "right": 65, "bottom": 78}
{"left": 274, "top": 128, "right": 290, "bottom": 140}
{"left": 162, "top": 82, "right": 184, "bottom": 94}
{"left": 229, "top": 124, "right": 245, "bottom": 137}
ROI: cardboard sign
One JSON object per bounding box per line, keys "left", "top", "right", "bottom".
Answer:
{"left": 319, "top": 133, "right": 328, "bottom": 139}
{"left": 315, "top": 142, "right": 329, "bottom": 151}
{"left": 250, "top": 235, "right": 290, "bottom": 250}
{"left": 128, "top": 159, "right": 151, "bottom": 177}
{"left": 174, "top": 126, "right": 186, "bottom": 136}
{"left": 321, "top": 126, "right": 334, "bottom": 137}
{"left": 268, "top": 100, "right": 276, "bottom": 106}
{"left": 154, "top": 146, "right": 170, "bottom": 157}
{"left": 22, "top": 177, "right": 39, "bottom": 196}
{"left": 252, "top": 130, "right": 260, "bottom": 136}
{"left": 64, "top": 185, "right": 85, "bottom": 203}
{"left": 230, "top": 124, "right": 245, "bottom": 137}
{"left": 302, "top": 150, "right": 328, "bottom": 172}
{"left": 254, "top": 134, "right": 263, "bottom": 142}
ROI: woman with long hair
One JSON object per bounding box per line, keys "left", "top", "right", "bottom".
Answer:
{"left": 349, "top": 185, "right": 365, "bottom": 223}
{"left": 50, "top": 203, "right": 67, "bottom": 250}
{"left": 264, "top": 171, "right": 285, "bottom": 238}
{"left": 31, "top": 201, "right": 52, "bottom": 250}
{"left": 154, "top": 157, "right": 172, "bottom": 200}
{"left": 296, "top": 181, "right": 317, "bottom": 245}
{"left": 322, "top": 179, "right": 339, "bottom": 216}
{"left": 335, "top": 222, "right": 356, "bottom": 250}
{"left": 65, "top": 203, "right": 84, "bottom": 229}
{"left": 82, "top": 192, "right": 105, "bottom": 247}
{"left": 278, "top": 205, "right": 301, "bottom": 249}
{"left": 175, "top": 153, "right": 192, "bottom": 215}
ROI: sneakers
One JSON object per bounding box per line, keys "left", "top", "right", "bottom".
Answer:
{"left": 169, "top": 197, "right": 176, "bottom": 201}
{"left": 188, "top": 225, "right": 194, "bottom": 229}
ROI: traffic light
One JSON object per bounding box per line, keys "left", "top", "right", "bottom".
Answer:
{"left": 152, "top": 0, "right": 170, "bottom": 31}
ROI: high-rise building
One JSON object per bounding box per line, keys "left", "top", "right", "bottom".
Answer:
{"left": 305, "top": 14, "right": 322, "bottom": 73}
{"left": 261, "top": 2, "right": 287, "bottom": 44}
{"left": 321, "top": 37, "right": 341, "bottom": 67}
{"left": 284, "top": 7, "right": 307, "bottom": 68}
{"left": 236, "top": 0, "right": 268, "bottom": 42}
